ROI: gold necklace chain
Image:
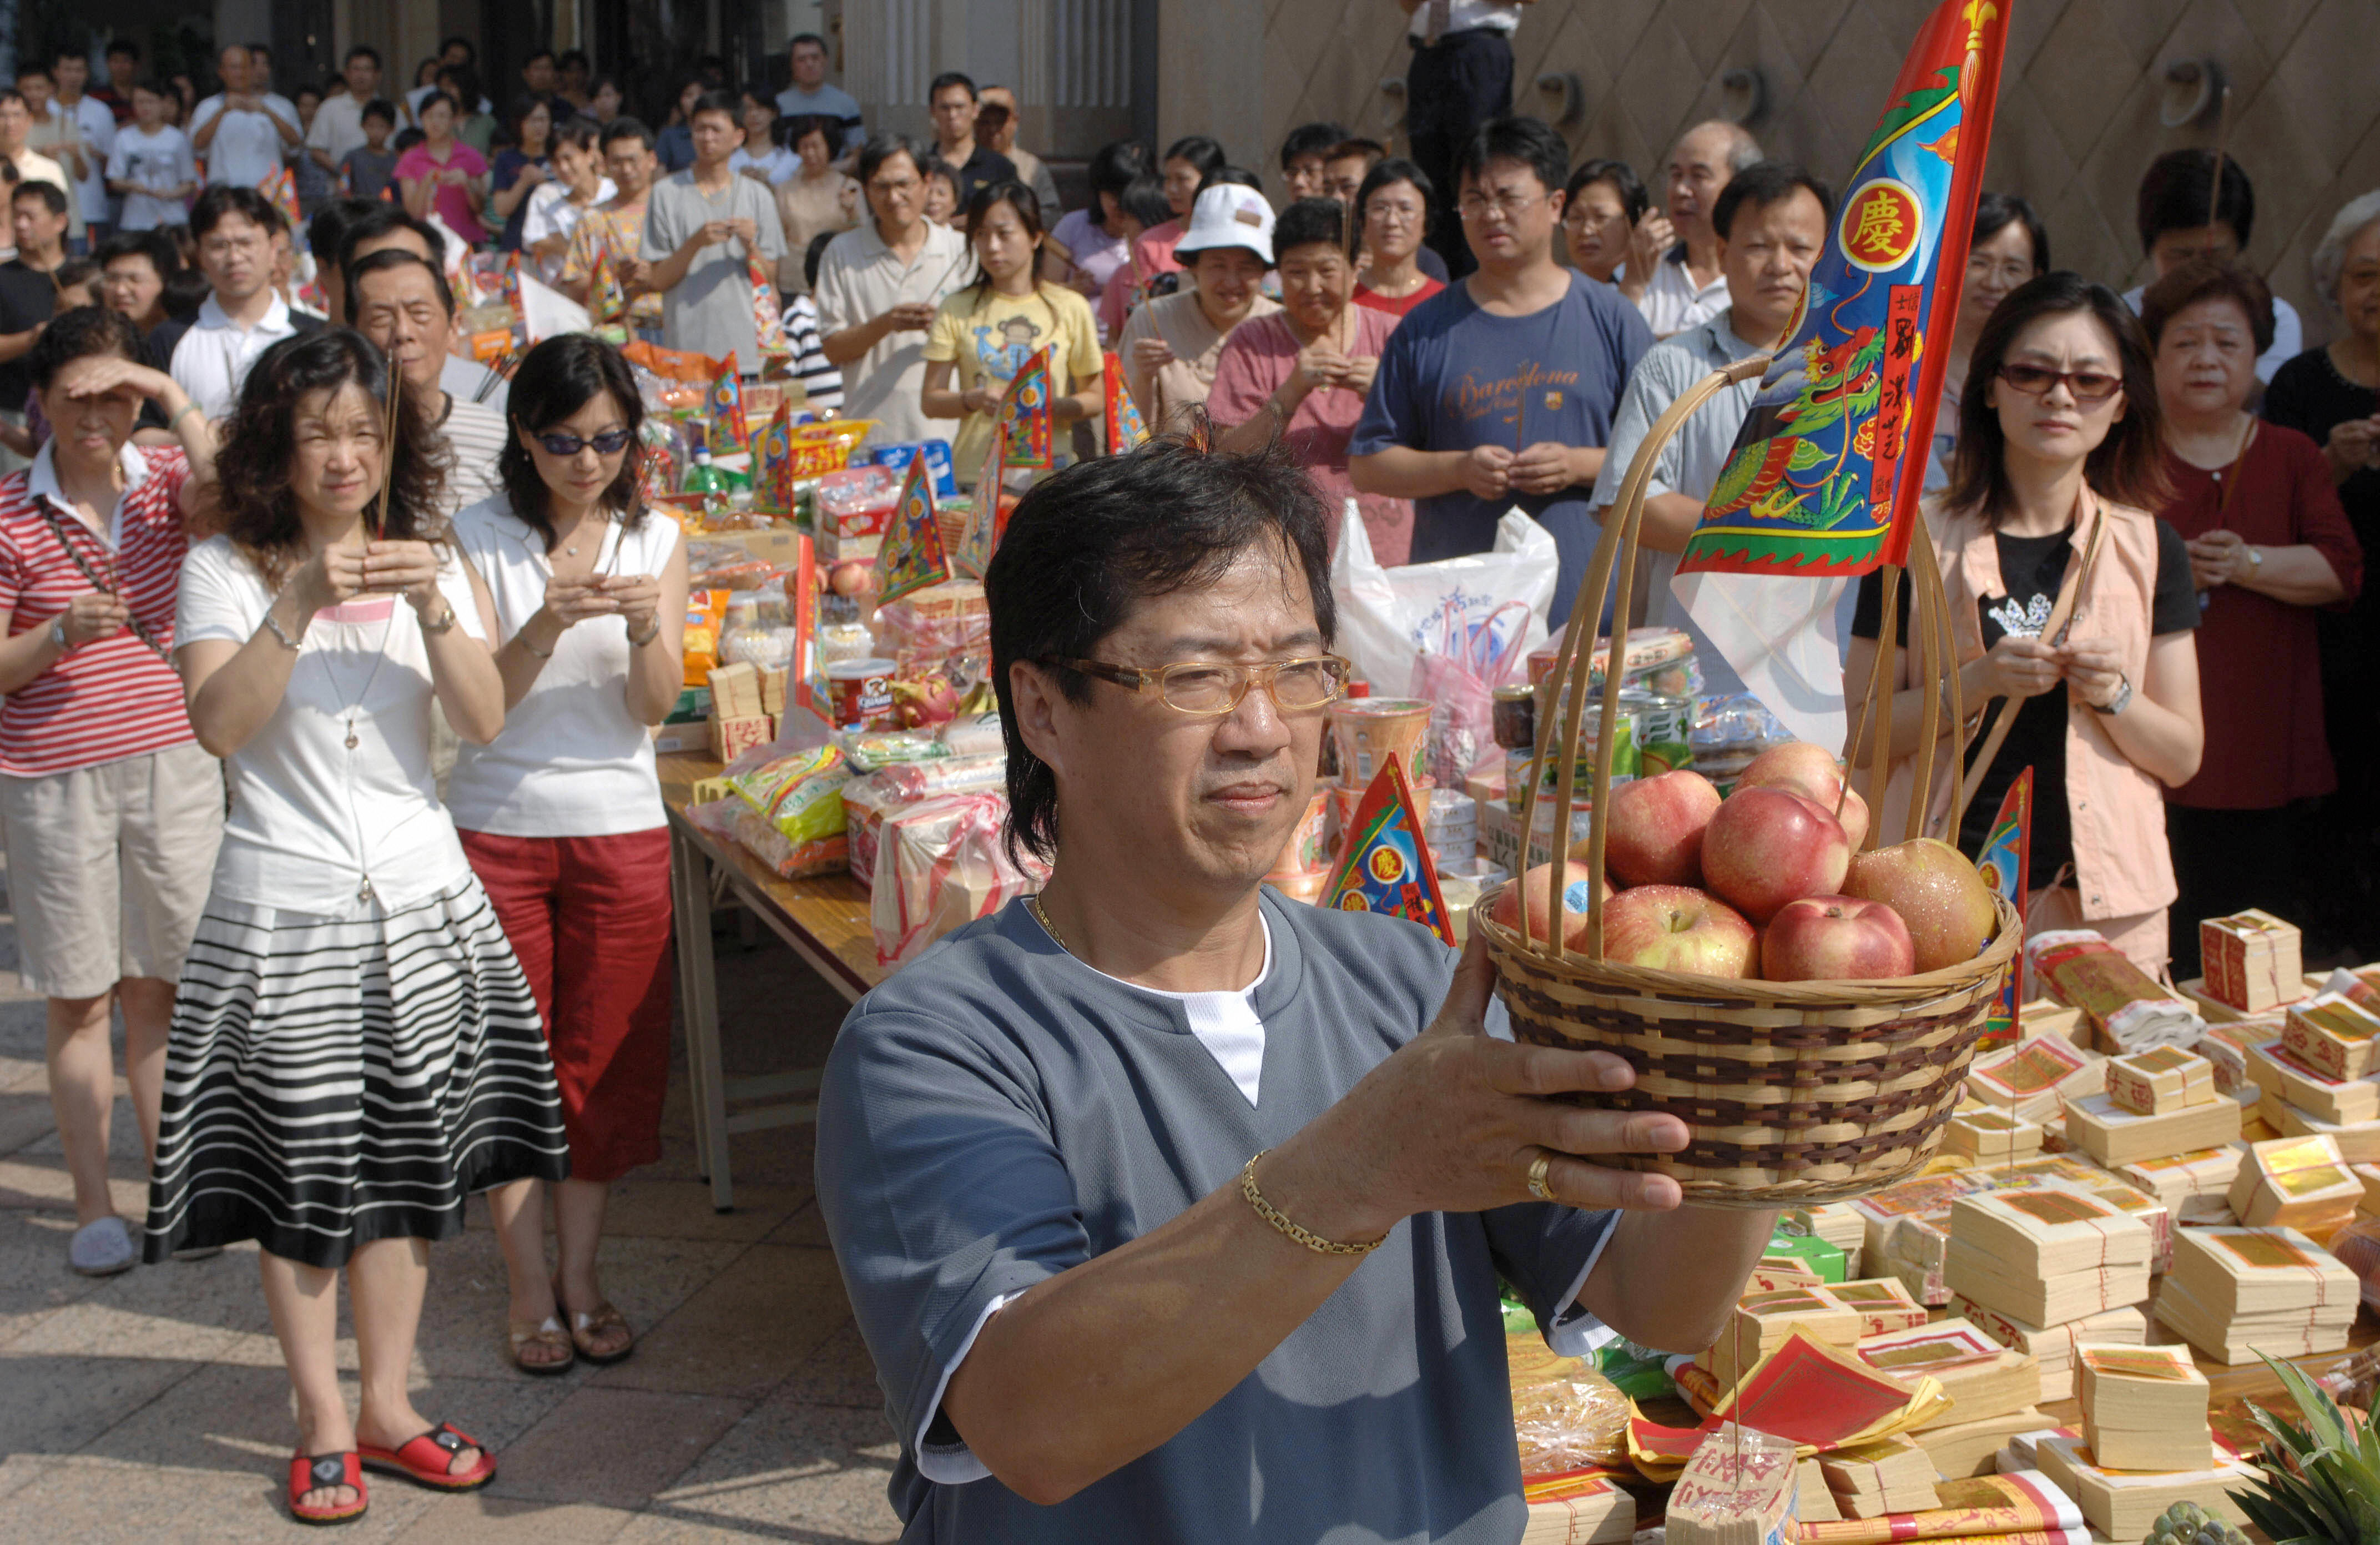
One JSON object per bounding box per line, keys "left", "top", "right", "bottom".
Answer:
{"left": 1028, "top": 893, "right": 1067, "bottom": 954}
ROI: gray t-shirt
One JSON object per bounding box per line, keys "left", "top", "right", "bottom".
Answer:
{"left": 641, "top": 170, "right": 787, "bottom": 373}
{"left": 816, "top": 889, "right": 1616, "bottom": 1544}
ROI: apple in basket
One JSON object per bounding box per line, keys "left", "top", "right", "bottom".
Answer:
{"left": 1762, "top": 894, "right": 1915, "bottom": 982}
{"left": 1599, "top": 769, "right": 1721, "bottom": 888}
{"left": 1486, "top": 861, "right": 1610, "bottom": 948}
{"left": 1736, "top": 741, "right": 1869, "bottom": 850}
{"left": 1699, "top": 787, "right": 1851, "bottom": 924}
{"left": 1842, "top": 837, "right": 1999, "bottom": 973}
{"left": 1601, "top": 885, "right": 1758, "bottom": 979}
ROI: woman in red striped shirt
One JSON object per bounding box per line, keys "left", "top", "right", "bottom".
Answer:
{"left": 0, "top": 304, "right": 218, "bottom": 1277}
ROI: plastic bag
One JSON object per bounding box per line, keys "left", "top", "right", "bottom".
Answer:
{"left": 1330, "top": 506, "right": 1553, "bottom": 782}
{"left": 1507, "top": 1333, "right": 1630, "bottom": 1474}
{"left": 871, "top": 792, "right": 1049, "bottom": 968}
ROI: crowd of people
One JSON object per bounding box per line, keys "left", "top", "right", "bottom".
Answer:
{"left": 6, "top": 9, "right": 2380, "bottom": 1533}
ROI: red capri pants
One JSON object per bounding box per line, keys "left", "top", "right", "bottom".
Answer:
{"left": 460, "top": 827, "right": 675, "bottom": 1182}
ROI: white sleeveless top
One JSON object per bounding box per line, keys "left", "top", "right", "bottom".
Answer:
{"left": 445, "top": 494, "right": 679, "bottom": 838}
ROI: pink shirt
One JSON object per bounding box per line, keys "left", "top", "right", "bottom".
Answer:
{"left": 395, "top": 140, "right": 490, "bottom": 245}
{"left": 1097, "top": 217, "right": 1185, "bottom": 340}
{"left": 1208, "top": 307, "right": 1414, "bottom": 566}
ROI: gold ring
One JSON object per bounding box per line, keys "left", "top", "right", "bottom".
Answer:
{"left": 1526, "top": 1154, "right": 1555, "bottom": 1204}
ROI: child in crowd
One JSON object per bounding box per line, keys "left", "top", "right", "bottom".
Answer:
{"left": 104, "top": 79, "right": 196, "bottom": 231}
{"left": 291, "top": 85, "right": 337, "bottom": 216}
{"left": 340, "top": 99, "right": 400, "bottom": 200}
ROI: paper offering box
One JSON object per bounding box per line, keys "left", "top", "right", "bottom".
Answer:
{"left": 2061, "top": 1089, "right": 2241, "bottom": 1167}
{"left": 2104, "top": 1045, "right": 2216, "bottom": 1115}
{"left": 2200, "top": 909, "right": 2305, "bottom": 1013}
{"left": 1946, "top": 1190, "right": 2153, "bottom": 1279}
{"left": 2228, "top": 1134, "right": 2362, "bottom": 1231}
{"left": 2075, "top": 1343, "right": 2211, "bottom": 1472}
{"left": 2282, "top": 991, "right": 2380, "bottom": 1082}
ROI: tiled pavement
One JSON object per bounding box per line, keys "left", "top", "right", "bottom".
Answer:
{"left": 0, "top": 864, "right": 905, "bottom": 1542}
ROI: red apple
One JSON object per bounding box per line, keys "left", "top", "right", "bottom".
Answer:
{"left": 1602, "top": 884, "right": 1758, "bottom": 978}
{"left": 1486, "top": 861, "right": 1611, "bottom": 948}
{"left": 1597, "top": 769, "right": 1722, "bottom": 887}
{"left": 1701, "top": 786, "right": 1851, "bottom": 923}
{"left": 1842, "top": 837, "right": 1999, "bottom": 973}
{"left": 1762, "top": 894, "right": 1916, "bottom": 982}
{"left": 1739, "top": 741, "right": 1869, "bottom": 849}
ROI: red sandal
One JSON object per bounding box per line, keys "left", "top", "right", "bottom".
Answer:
{"left": 286, "top": 1451, "right": 368, "bottom": 1526}
{"left": 357, "top": 1422, "right": 496, "bottom": 1492}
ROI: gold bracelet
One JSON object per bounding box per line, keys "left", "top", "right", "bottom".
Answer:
{"left": 1239, "top": 1150, "right": 1386, "bottom": 1257}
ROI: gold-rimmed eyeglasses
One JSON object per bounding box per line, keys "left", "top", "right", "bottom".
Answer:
{"left": 1042, "top": 655, "right": 1351, "bottom": 716}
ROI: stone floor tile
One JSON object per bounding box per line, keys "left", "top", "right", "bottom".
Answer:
{"left": 0, "top": 1080, "right": 57, "bottom": 1157}
{"left": 626, "top": 1399, "right": 901, "bottom": 1543}
{"left": 483, "top": 1386, "right": 748, "bottom": 1508}
{"left": 391, "top": 1493, "right": 640, "bottom": 1543}
{"left": 776, "top": 1318, "right": 885, "bottom": 1410}
{"left": 760, "top": 1199, "right": 832, "bottom": 1249}
{"left": 0, "top": 1209, "right": 102, "bottom": 1346}
{"left": 0, "top": 1154, "right": 145, "bottom": 1216}
{"left": 8, "top": 1237, "right": 269, "bottom": 1362}
{"left": 0, "top": 1451, "right": 443, "bottom": 1543}
{"left": 0, "top": 1351, "right": 205, "bottom": 1460}
{"left": 592, "top": 1245, "right": 849, "bottom": 1401}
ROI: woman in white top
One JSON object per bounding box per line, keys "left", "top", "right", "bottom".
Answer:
{"left": 149, "top": 329, "right": 568, "bottom": 1526}
{"left": 447, "top": 333, "right": 688, "bottom": 1376}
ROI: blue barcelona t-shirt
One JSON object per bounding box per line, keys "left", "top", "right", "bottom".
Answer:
{"left": 1351, "top": 271, "right": 1651, "bottom": 623}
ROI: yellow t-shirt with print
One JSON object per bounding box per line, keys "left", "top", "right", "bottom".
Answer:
{"left": 922, "top": 282, "right": 1103, "bottom": 477}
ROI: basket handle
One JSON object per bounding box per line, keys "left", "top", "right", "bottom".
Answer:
{"left": 1515, "top": 355, "right": 1769, "bottom": 964}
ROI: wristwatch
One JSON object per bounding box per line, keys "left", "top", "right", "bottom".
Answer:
{"left": 2090, "top": 673, "right": 2134, "bottom": 716}
{"left": 48, "top": 617, "right": 67, "bottom": 651}
{"left": 2245, "top": 545, "right": 2263, "bottom": 573}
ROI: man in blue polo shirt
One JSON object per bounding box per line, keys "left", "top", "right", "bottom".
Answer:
{"left": 816, "top": 437, "right": 1778, "bottom": 1543}
{"left": 1352, "top": 115, "right": 1651, "bottom": 625}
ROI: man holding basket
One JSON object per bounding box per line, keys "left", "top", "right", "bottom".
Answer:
{"left": 816, "top": 435, "right": 1777, "bottom": 1541}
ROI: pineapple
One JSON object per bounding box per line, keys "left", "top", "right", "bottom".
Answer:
{"left": 2227, "top": 1356, "right": 2380, "bottom": 1543}
{"left": 2142, "top": 1501, "right": 2246, "bottom": 1545}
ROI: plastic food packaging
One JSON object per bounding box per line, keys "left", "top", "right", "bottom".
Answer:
{"left": 727, "top": 744, "right": 851, "bottom": 878}
{"left": 871, "top": 753, "right": 1006, "bottom": 803}
{"left": 937, "top": 709, "right": 1004, "bottom": 758}
{"left": 871, "top": 792, "right": 1050, "bottom": 968}
{"left": 1329, "top": 698, "right": 1434, "bottom": 788}
{"left": 819, "top": 621, "right": 874, "bottom": 665}
{"left": 1507, "top": 1334, "right": 1631, "bottom": 1476}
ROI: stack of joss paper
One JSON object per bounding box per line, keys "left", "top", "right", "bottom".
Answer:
{"left": 1791, "top": 1471, "right": 2087, "bottom": 1545}
{"left": 1942, "top": 1189, "right": 2152, "bottom": 1331}
{"left": 1663, "top": 1424, "right": 1797, "bottom": 1545}
{"left": 1778, "top": 1202, "right": 1866, "bottom": 1278}
{"left": 2035, "top": 1435, "right": 2256, "bottom": 1539}
{"left": 1954, "top": 1296, "right": 2147, "bottom": 1403}
{"left": 1517, "top": 1472, "right": 1632, "bottom": 1545}
{"left": 1856, "top": 1317, "right": 2048, "bottom": 1479}
{"left": 2114, "top": 1146, "right": 2241, "bottom": 1224}
{"left": 1695, "top": 1286, "right": 1863, "bottom": 1391}
{"left": 2281, "top": 991, "right": 2380, "bottom": 1083}
{"left": 2229, "top": 1134, "right": 2362, "bottom": 1234}
{"left": 1815, "top": 1435, "right": 1937, "bottom": 1519}
{"left": 2076, "top": 1342, "right": 2210, "bottom": 1472}
{"left": 2199, "top": 909, "right": 2306, "bottom": 1013}
{"left": 1848, "top": 1171, "right": 1999, "bottom": 1306}
{"left": 2062, "top": 1045, "right": 2237, "bottom": 1167}
{"left": 2155, "top": 1223, "right": 2358, "bottom": 1363}
{"left": 1941, "top": 1107, "right": 2044, "bottom": 1164}
{"left": 1965, "top": 1035, "right": 2104, "bottom": 1124}
{"left": 2247, "top": 1035, "right": 2380, "bottom": 1129}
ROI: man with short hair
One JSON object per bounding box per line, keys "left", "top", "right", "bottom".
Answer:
{"left": 304, "top": 46, "right": 381, "bottom": 179}
{"left": 1319, "top": 137, "right": 1384, "bottom": 205}
{"left": 521, "top": 49, "right": 558, "bottom": 103}
{"left": 1622, "top": 119, "right": 1762, "bottom": 339}
{"left": 819, "top": 436, "right": 1772, "bottom": 1539}
{"left": 639, "top": 91, "right": 785, "bottom": 371}
{"left": 1351, "top": 116, "right": 1652, "bottom": 625}
{"left": 0, "top": 89, "right": 76, "bottom": 244}
{"left": 19, "top": 67, "right": 90, "bottom": 250}
{"left": 774, "top": 33, "right": 863, "bottom": 154}
{"left": 1278, "top": 120, "right": 1346, "bottom": 203}
{"left": 53, "top": 52, "right": 115, "bottom": 246}
{"left": 164, "top": 185, "right": 319, "bottom": 420}
{"left": 925, "top": 72, "right": 1016, "bottom": 210}
{"left": 246, "top": 42, "right": 274, "bottom": 95}
{"left": 2122, "top": 148, "right": 2301, "bottom": 384}
{"left": 335, "top": 200, "right": 508, "bottom": 412}
{"left": 0, "top": 180, "right": 68, "bottom": 471}
{"left": 977, "top": 85, "right": 1058, "bottom": 228}
{"left": 815, "top": 133, "right": 969, "bottom": 446}
{"left": 1590, "top": 161, "right": 1833, "bottom": 696}
{"left": 190, "top": 43, "right": 300, "bottom": 189}
{"left": 347, "top": 246, "right": 506, "bottom": 513}
{"left": 98, "top": 38, "right": 142, "bottom": 124}
{"left": 561, "top": 117, "right": 664, "bottom": 341}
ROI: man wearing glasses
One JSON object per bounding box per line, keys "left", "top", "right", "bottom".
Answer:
{"left": 817, "top": 437, "right": 1777, "bottom": 1541}
{"left": 163, "top": 186, "right": 319, "bottom": 424}
{"left": 1351, "top": 116, "right": 1651, "bottom": 624}
{"left": 815, "top": 132, "right": 969, "bottom": 447}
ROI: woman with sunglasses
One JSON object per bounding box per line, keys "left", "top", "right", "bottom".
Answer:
{"left": 447, "top": 333, "right": 686, "bottom": 1376}
{"left": 1847, "top": 271, "right": 2205, "bottom": 978}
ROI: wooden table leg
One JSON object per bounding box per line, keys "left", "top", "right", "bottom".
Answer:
{"left": 669, "top": 822, "right": 734, "bottom": 1210}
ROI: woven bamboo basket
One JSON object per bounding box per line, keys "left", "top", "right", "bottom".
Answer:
{"left": 1476, "top": 355, "right": 2023, "bottom": 1207}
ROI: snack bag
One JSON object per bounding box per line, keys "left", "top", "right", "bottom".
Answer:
{"left": 871, "top": 791, "right": 1048, "bottom": 967}
{"left": 728, "top": 744, "right": 852, "bottom": 878}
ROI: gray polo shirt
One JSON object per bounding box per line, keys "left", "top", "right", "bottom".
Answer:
{"left": 1590, "top": 307, "right": 1768, "bottom": 697}
{"left": 640, "top": 169, "right": 787, "bottom": 373}
{"left": 816, "top": 889, "right": 1616, "bottom": 1544}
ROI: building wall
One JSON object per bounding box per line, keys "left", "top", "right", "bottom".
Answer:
{"left": 1263, "top": 0, "right": 2380, "bottom": 345}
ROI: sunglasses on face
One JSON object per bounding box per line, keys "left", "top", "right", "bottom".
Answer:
{"left": 1995, "top": 362, "right": 2123, "bottom": 404}
{"left": 536, "top": 426, "right": 634, "bottom": 456}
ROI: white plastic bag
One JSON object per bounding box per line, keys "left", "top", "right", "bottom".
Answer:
{"left": 1329, "top": 503, "right": 1555, "bottom": 781}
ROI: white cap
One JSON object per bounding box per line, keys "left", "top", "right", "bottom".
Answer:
{"left": 1171, "top": 183, "right": 1275, "bottom": 265}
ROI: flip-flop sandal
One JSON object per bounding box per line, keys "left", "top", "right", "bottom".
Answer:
{"left": 357, "top": 1422, "right": 495, "bottom": 1491}
{"left": 508, "top": 1315, "right": 576, "bottom": 1376}
{"left": 286, "top": 1451, "right": 367, "bottom": 1526}
{"left": 565, "top": 1301, "right": 634, "bottom": 1366}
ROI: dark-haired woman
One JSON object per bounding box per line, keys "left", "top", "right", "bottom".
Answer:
{"left": 2142, "top": 261, "right": 2360, "bottom": 977}
{"left": 921, "top": 182, "right": 1101, "bottom": 475}
{"left": 489, "top": 95, "right": 553, "bottom": 253}
{"left": 1848, "top": 273, "right": 2205, "bottom": 978}
{"left": 1354, "top": 158, "right": 1444, "bottom": 319}
{"left": 396, "top": 90, "right": 489, "bottom": 246}
{"left": 1214, "top": 198, "right": 1410, "bottom": 562}
{"left": 771, "top": 114, "right": 858, "bottom": 298}
{"left": 1048, "top": 138, "right": 1147, "bottom": 300}
{"left": 148, "top": 329, "right": 566, "bottom": 1524}
{"left": 1925, "top": 192, "right": 2050, "bottom": 494}
{"left": 1562, "top": 158, "right": 1645, "bottom": 289}
{"left": 0, "top": 308, "right": 218, "bottom": 1279}
{"left": 1098, "top": 134, "right": 1226, "bottom": 340}
{"left": 448, "top": 334, "right": 686, "bottom": 1375}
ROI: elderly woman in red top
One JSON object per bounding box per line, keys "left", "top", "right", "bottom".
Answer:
{"left": 0, "top": 306, "right": 219, "bottom": 1277}
{"left": 2143, "top": 261, "right": 2362, "bottom": 979}
{"left": 1211, "top": 198, "right": 1413, "bottom": 563}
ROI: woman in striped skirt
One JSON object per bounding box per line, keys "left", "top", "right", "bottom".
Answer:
{"left": 146, "top": 329, "right": 570, "bottom": 1527}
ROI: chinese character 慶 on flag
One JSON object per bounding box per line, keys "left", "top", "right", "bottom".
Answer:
{"left": 1669, "top": 0, "right": 2009, "bottom": 751}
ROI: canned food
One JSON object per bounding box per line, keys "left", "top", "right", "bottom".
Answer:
{"left": 1624, "top": 690, "right": 1696, "bottom": 776}
{"left": 825, "top": 657, "right": 897, "bottom": 729}
{"left": 1491, "top": 683, "right": 1536, "bottom": 750}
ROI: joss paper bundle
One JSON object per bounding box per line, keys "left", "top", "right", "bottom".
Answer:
{"left": 2026, "top": 930, "right": 2202, "bottom": 1051}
